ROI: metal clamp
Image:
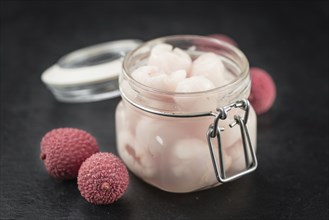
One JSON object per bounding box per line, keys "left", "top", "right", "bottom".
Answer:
{"left": 207, "top": 99, "right": 258, "bottom": 183}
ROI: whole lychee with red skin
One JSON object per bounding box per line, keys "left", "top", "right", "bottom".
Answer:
{"left": 40, "top": 128, "right": 99, "bottom": 180}
{"left": 78, "top": 152, "right": 129, "bottom": 205}
{"left": 208, "top": 34, "right": 238, "bottom": 47}
{"left": 249, "top": 67, "right": 276, "bottom": 115}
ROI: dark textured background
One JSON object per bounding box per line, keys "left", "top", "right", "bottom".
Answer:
{"left": 1, "top": 1, "right": 328, "bottom": 219}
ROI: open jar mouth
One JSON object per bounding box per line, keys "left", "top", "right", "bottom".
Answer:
{"left": 122, "top": 35, "right": 250, "bottom": 98}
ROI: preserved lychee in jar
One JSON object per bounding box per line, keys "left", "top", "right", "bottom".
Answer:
{"left": 116, "top": 35, "right": 257, "bottom": 193}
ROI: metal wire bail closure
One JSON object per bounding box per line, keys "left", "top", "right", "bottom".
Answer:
{"left": 207, "top": 99, "right": 258, "bottom": 183}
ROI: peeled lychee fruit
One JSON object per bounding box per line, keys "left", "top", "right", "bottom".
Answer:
{"left": 175, "top": 76, "right": 215, "bottom": 93}
{"left": 131, "top": 65, "right": 167, "bottom": 90}
{"left": 249, "top": 67, "right": 276, "bottom": 115}
{"left": 78, "top": 152, "right": 129, "bottom": 205}
{"left": 40, "top": 128, "right": 99, "bottom": 180}
{"left": 148, "top": 43, "right": 192, "bottom": 74}
{"left": 163, "top": 69, "right": 187, "bottom": 91}
{"left": 190, "top": 52, "right": 231, "bottom": 87}
{"left": 208, "top": 34, "right": 238, "bottom": 47}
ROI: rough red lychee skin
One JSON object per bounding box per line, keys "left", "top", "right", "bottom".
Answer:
{"left": 40, "top": 128, "right": 99, "bottom": 180}
{"left": 77, "top": 152, "right": 129, "bottom": 205}
{"left": 208, "top": 34, "right": 238, "bottom": 47}
{"left": 249, "top": 67, "right": 276, "bottom": 115}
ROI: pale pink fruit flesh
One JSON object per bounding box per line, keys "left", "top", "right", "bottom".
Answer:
{"left": 190, "top": 52, "right": 233, "bottom": 87}
{"left": 148, "top": 44, "right": 192, "bottom": 74}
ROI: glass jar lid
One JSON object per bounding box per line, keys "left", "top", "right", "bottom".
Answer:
{"left": 41, "top": 39, "right": 142, "bottom": 103}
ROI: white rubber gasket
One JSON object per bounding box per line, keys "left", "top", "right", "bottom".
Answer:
{"left": 40, "top": 39, "right": 142, "bottom": 102}
{"left": 41, "top": 39, "right": 142, "bottom": 87}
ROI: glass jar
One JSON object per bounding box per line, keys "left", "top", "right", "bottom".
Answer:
{"left": 115, "top": 35, "right": 257, "bottom": 193}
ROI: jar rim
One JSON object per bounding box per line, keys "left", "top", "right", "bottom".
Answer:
{"left": 122, "top": 35, "right": 250, "bottom": 97}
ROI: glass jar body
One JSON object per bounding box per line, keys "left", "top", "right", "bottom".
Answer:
{"left": 115, "top": 35, "right": 257, "bottom": 193}
{"left": 116, "top": 100, "right": 256, "bottom": 193}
